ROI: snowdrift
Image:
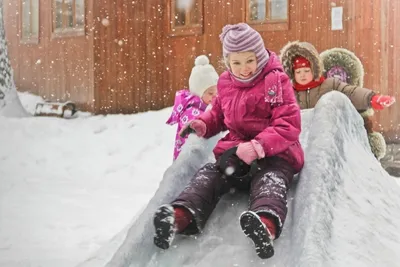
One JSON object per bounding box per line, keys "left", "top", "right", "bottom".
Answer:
{"left": 0, "top": 82, "right": 30, "bottom": 117}
{"left": 104, "top": 91, "right": 400, "bottom": 267}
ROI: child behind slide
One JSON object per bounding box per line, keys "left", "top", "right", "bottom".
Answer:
{"left": 280, "top": 41, "right": 395, "bottom": 112}
{"left": 166, "top": 55, "right": 218, "bottom": 161}
{"left": 280, "top": 41, "right": 395, "bottom": 159}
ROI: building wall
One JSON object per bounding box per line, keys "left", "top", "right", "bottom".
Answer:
{"left": 4, "top": 0, "right": 95, "bottom": 111}
{"left": 92, "top": 0, "right": 165, "bottom": 114}
{"left": 4, "top": 0, "right": 399, "bottom": 140}
{"left": 379, "top": 0, "right": 400, "bottom": 142}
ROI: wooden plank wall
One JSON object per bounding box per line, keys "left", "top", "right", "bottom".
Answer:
{"left": 392, "top": 0, "right": 400, "bottom": 142}
{"left": 378, "top": 0, "right": 400, "bottom": 142}
{"left": 92, "top": 0, "right": 165, "bottom": 114}
{"left": 4, "top": 0, "right": 95, "bottom": 111}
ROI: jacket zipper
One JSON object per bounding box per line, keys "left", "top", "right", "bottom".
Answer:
{"left": 232, "top": 89, "right": 241, "bottom": 133}
{"left": 306, "top": 89, "right": 310, "bottom": 108}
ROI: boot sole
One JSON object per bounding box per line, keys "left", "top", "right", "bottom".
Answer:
{"left": 153, "top": 205, "right": 175, "bottom": 249}
{"left": 240, "top": 211, "right": 274, "bottom": 259}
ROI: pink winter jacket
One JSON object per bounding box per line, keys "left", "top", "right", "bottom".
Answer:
{"left": 166, "top": 90, "right": 208, "bottom": 160}
{"left": 198, "top": 51, "right": 304, "bottom": 172}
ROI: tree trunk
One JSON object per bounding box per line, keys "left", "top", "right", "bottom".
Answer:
{"left": 0, "top": 0, "right": 29, "bottom": 117}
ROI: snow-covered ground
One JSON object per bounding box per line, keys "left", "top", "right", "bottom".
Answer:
{"left": 0, "top": 91, "right": 399, "bottom": 267}
{"left": 0, "top": 92, "right": 175, "bottom": 267}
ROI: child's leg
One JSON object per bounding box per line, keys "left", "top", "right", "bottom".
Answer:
{"left": 154, "top": 162, "right": 229, "bottom": 249}
{"left": 240, "top": 157, "right": 295, "bottom": 259}
{"left": 248, "top": 157, "right": 295, "bottom": 238}
{"left": 172, "top": 162, "right": 230, "bottom": 234}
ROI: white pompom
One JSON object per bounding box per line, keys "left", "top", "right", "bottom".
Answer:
{"left": 194, "top": 55, "right": 210, "bottom": 66}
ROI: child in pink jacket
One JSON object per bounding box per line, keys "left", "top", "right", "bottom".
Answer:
{"left": 154, "top": 23, "right": 304, "bottom": 259}
{"left": 166, "top": 55, "right": 218, "bottom": 160}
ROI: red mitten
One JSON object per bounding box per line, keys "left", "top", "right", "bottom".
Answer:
{"left": 371, "top": 95, "right": 396, "bottom": 110}
{"left": 236, "top": 140, "right": 265, "bottom": 165}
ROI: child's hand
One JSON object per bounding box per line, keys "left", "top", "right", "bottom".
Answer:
{"left": 236, "top": 140, "right": 265, "bottom": 165}
{"left": 179, "top": 120, "right": 207, "bottom": 138}
{"left": 371, "top": 95, "right": 396, "bottom": 110}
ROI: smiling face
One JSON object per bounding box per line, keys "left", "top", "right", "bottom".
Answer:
{"left": 228, "top": 52, "right": 258, "bottom": 80}
{"left": 294, "top": 67, "right": 313, "bottom": 85}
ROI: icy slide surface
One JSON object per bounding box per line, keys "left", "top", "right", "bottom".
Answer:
{"left": 105, "top": 92, "right": 400, "bottom": 267}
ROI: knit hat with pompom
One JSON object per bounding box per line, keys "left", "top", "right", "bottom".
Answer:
{"left": 189, "top": 55, "right": 219, "bottom": 97}
{"left": 219, "top": 23, "right": 269, "bottom": 82}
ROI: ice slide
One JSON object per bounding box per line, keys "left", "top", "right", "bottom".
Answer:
{"left": 103, "top": 91, "right": 400, "bottom": 267}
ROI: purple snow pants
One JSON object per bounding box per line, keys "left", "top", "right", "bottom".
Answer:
{"left": 171, "top": 156, "right": 296, "bottom": 239}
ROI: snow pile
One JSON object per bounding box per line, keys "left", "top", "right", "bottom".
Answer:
{"left": 0, "top": 84, "right": 30, "bottom": 117}
{"left": 17, "top": 91, "right": 45, "bottom": 115}
{"left": 104, "top": 91, "right": 400, "bottom": 267}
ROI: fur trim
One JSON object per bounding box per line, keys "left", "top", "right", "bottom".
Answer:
{"left": 360, "top": 108, "right": 374, "bottom": 118}
{"left": 368, "top": 132, "right": 387, "bottom": 160}
{"left": 319, "top": 47, "right": 364, "bottom": 87}
{"left": 280, "top": 41, "right": 324, "bottom": 81}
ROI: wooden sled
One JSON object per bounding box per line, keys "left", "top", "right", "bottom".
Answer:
{"left": 34, "top": 101, "right": 78, "bottom": 118}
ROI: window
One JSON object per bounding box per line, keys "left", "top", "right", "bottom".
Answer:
{"left": 246, "top": 0, "right": 289, "bottom": 31}
{"left": 21, "top": 0, "right": 39, "bottom": 43}
{"left": 168, "top": 0, "right": 203, "bottom": 36}
{"left": 53, "top": 0, "right": 85, "bottom": 36}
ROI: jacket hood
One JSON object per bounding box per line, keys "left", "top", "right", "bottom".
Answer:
{"left": 319, "top": 47, "right": 364, "bottom": 87}
{"left": 280, "top": 41, "right": 324, "bottom": 81}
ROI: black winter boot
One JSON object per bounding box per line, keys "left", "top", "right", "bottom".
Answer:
{"left": 240, "top": 211, "right": 274, "bottom": 259}
{"left": 153, "top": 204, "right": 176, "bottom": 249}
